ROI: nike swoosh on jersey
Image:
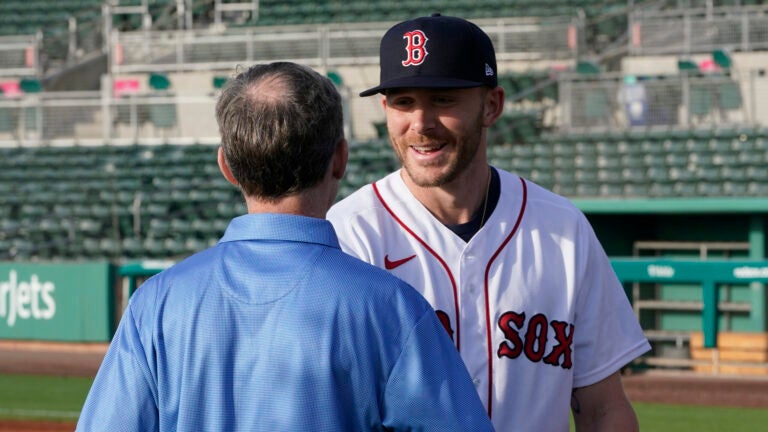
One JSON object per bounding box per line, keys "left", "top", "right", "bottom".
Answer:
{"left": 384, "top": 254, "right": 416, "bottom": 270}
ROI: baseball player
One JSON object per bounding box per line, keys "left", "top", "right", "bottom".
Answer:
{"left": 76, "top": 62, "right": 494, "bottom": 431}
{"left": 328, "top": 14, "right": 651, "bottom": 432}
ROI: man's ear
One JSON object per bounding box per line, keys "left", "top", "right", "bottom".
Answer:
{"left": 331, "top": 138, "right": 348, "bottom": 180}
{"left": 218, "top": 147, "right": 238, "bottom": 186}
{"left": 482, "top": 86, "right": 505, "bottom": 128}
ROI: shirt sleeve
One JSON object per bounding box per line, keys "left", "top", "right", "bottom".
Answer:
{"left": 382, "top": 309, "right": 495, "bottom": 431}
{"left": 75, "top": 303, "right": 159, "bottom": 432}
{"left": 572, "top": 217, "right": 651, "bottom": 388}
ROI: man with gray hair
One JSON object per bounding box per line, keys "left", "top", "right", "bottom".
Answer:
{"left": 76, "top": 62, "right": 493, "bottom": 431}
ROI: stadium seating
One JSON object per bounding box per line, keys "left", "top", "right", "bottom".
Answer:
{"left": 243, "top": 0, "right": 633, "bottom": 26}
{"left": 0, "top": 139, "right": 395, "bottom": 262}
{"left": 487, "top": 127, "right": 768, "bottom": 199}
{"left": 0, "top": 1, "right": 765, "bottom": 264}
{"left": 0, "top": 143, "right": 235, "bottom": 262}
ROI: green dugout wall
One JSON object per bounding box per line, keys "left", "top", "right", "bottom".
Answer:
{"left": 0, "top": 262, "right": 114, "bottom": 342}
{"left": 611, "top": 258, "right": 768, "bottom": 348}
{"left": 578, "top": 197, "right": 768, "bottom": 336}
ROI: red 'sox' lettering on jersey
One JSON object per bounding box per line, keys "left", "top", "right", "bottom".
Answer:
{"left": 402, "top": 30, "right": 429, "bottom": 66}
{"left": 497, "top": 311, "right": 574, "bottom": 369}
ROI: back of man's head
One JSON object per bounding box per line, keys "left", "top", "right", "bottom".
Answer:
{"left": 216, "top": 62, "right": 344, "bottom": 199}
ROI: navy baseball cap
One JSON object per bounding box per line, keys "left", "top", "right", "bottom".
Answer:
{"left": 360, "top": 13, "right": 498, "bottom": 97}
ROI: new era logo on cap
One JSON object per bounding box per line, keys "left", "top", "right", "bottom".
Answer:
{"left": 360, "top": 14, "right": 498, "bottom": 97}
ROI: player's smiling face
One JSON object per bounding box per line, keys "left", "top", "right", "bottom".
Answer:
{"left": 383, "top": 87, "right": 487, "bottom": 188}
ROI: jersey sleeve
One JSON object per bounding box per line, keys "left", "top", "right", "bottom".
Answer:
{"left": 75, "top": 294, "right": 159, "bottom": 431}
{"left": 571, "top": 217, "right": 651, "bottom": 388}
{"left": 381, "top": 309, "right": 494, "bottom": 431}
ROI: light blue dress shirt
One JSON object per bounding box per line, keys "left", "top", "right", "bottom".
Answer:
{"left": 76, "top": 213, "right": 493, "bottom": 431}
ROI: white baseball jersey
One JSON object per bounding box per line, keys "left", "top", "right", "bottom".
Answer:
{"left": 328, "top": 168, "right": 650, "bottom": 432}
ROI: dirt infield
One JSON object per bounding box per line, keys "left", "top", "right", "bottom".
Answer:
{"left": 1, "top": 341, "right": 767, "bottom": 431}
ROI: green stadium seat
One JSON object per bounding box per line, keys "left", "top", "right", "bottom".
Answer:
{"left": 575, "top": 183, "right": 600, "bottom": 197}
{"left": 648, "top": 181, "right": 674, "bottom": 196}
{"left": 665, "top": 153, "right": 688, "bottom": 168}
{"left": 149, "top": 99, "right": 177, "bottom": 130}
{"left": 713, "top": 49, "right": 733, "bottom": 70}
{"left": 599, "top": 183, "right": 624, "bottom": 197}
{"left": 696, "top": 181, "right": 724, "bottom": 196}
{"left": 623, "top": 183, "right": 649, "bottom": 197}
{"left": 148, "top": 73, "right": 171, "bottom": 91}
{"left": 748, "top": 182, "right": 768, "bottom": 195}
{"left": 673, "top": 181, "right": 697, "bottom": 196}
{"left": 690, "top": 84, "right": 713, "bottom": 116}
{"left": 723, "top": 180, "right": 749, "bottom": 196}
{"left": 122, "top": 237, "right": 144, "bottom": 258}
{"left": 142, "top": 237, "right": 166, "bottom": 258}
{"left": 718, "top": 81, "right": 742, "bottom": 111}
{"left": 583, "top": 90, "right": 611, "bottom": 119}
{"left": 621, "top": 166, "right": 646, "bottom": 183}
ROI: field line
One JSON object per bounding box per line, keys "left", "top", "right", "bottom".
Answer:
{"left": 0, "top": 407, "right": 80, "bottom": 419}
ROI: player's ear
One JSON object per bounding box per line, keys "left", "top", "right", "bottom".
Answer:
{"left": 331, "top": 138, "right": 348, "bottom": 181}
{"left": 482, "top": 86, "right": 505, "bottom": 128}
{"left": 218, "top": 147, "right": 238, "bottom": 186}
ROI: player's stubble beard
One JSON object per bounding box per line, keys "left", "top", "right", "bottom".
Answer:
{"left": 391, "top": 108, "right": 485, "bottom": 189}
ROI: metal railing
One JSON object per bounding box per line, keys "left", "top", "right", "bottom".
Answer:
{"left": 109, "top": 16, "right": 582, "bottom": 73}
{"left": 1, "top": 66, "right": 767, "bottom": 145}
{"left": 0, "top": 35, "right": 40, "bottom": 78}
{"left": 558, "top": 69, "right": 767, "bottom": 132}
{"left": 612, "top": 257, "right": 768, "bottom": 374}
{"left": 629, "top": 5, "right": 768, "bottom": 55}
{"left": 0, "top": 90, "right": 219, "bottom": 145}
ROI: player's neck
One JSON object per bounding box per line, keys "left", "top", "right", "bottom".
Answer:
{"left": 405, "top": 165, "right": 491, "bottom": 226}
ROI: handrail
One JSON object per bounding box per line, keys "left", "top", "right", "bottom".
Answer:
{"left": 611, "top": 258, "right": 768, "bottom": 348}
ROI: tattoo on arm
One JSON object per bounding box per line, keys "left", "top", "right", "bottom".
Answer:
{"left": 571, "top": 389, "right": 581, "bottom": 414}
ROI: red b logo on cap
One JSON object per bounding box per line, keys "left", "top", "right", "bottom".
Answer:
{"left": 402, "top": 30, "right": 428, "bottom": 66}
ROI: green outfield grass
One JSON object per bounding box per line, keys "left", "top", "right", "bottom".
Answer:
{"left": 633, "top": 402, "right": 768, "bottom": 432}
{"left": 0, "top": 374, "right": 93, "bottom": 421}
{"left": 1, "top": 373, "right": 766, "bottom": 430}
{"left": 569, "top": 402, "right": 768, "bottom": 432}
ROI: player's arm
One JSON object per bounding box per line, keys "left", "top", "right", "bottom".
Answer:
{"left": 382, "top": 308, "right": 494, "bottom": 431}
{"left": 570, "top": 371, "right": 639, "bottom": 432}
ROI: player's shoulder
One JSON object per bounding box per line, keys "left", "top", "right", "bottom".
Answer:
{"left": 499, "top": 168, "right": 583, "bottom": 215}
{"left": 328, "top": 171, "right": 400, "bottom": 221}
{"left": 329, "top": 183, "right": 376, "bottom": 217}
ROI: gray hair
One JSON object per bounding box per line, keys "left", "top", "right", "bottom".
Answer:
{"left": 215, "top": 62, "right": 344, "bottom": 199}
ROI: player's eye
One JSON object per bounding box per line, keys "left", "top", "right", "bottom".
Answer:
{"left": 388, "top": 96, "right": 414, "bottom": 108}
{"left": 431, "top": 95, "right": 456, "bottom": 106}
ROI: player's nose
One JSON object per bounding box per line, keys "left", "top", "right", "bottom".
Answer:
{"left": 409, "top": 107, "right": 437, "bottom": 135}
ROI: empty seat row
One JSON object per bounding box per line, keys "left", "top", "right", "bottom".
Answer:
{"left": 4, "top": 129, "right": 768, "bottom": 261}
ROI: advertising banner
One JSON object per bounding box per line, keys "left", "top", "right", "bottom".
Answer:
{"left": 0, "top": 262, "right": 114, "bottom": 342}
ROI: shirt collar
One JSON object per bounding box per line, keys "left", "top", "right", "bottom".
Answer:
{"left": 220, "top": 213, "right": 340, "bottom": 249}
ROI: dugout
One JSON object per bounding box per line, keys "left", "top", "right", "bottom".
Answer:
{"left": 580, "top": 197, "right": 768, "bottom": 372}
